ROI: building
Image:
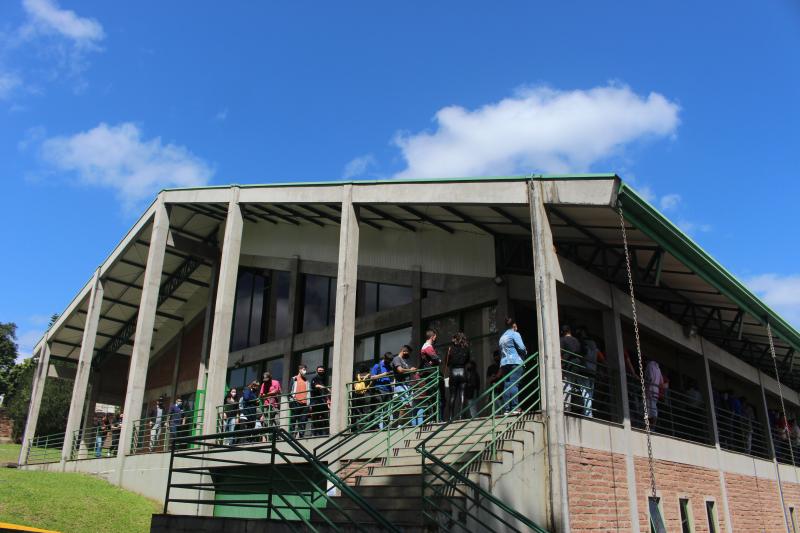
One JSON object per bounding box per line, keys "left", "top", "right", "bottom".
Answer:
{"left": 18, "top": 175, "right": 800, "bottom": 532}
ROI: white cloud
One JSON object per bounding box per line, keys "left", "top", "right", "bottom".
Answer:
{"left": 392, "top": 84, "right": 680, "bottom": 179}
{"left": 659, "top": 193, "right": 681, "bottom": 211}
{"left": 676, "top": 219, "right": 712, "bottom": 235}
{"left": 342, "top": 154, "right": 377, "bottom": 179}
{"left": 746, "top": 274, "right": 800, "bottom": 328}
{"left": 16, "top": 328, "right": 44, "bottom": 362}
{"left": 40, "top": 122, "right": 214, "bottom": 211}
{"left": 21, "top": 0, "right": 104, "bottom": 47}
{"left": 215, "top": 108, "right": 228, "bottom": 121}
{"left": 0, "top": 72, "right": 22, "bottom": 99}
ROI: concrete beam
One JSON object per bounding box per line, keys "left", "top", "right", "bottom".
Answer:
{"left": 202, "top": 188, "right": 244, "bottom": 435}
{"left": 117, "top": 195, "right": 170, "bottom": 461}
{"left": 19, "top": 341, "right": 50, "bottom": 465}
{"left": 529, "top": 181, "right": 570, "bottom": 533}
{"left": 62, "top": 269, "right": 104, "bottom": 461}
{"left": 330, "top": 185, "right": 359, "bottom": 435}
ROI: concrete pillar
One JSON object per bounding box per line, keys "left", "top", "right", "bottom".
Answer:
{"left": 759, "top": 372, "right": 792, "bottom": 533}
{"left": 18, "top": 340, "right": 51, "bottom": 465}
{"left": 329, "top": 185, "right": 359, "bottom": 435}
{"left": 604, "top": 300, "right": 641, "bottom": 533}
{"left": 62, "top": 269, "right": 104, "bottom": 461}
{"left": 117, "top": 196, "right": 170, "bottom": 459}
{"left": 202, "top": 188, "right": 243, "bottom": 436}
{"left": 194, "top": 261, "right": 219, "bottom": 418}
{"left": 528, "top": 180, "right": 570, "bottom": 533}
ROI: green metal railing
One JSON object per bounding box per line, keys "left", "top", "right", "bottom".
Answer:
{"left": 129, "top": 407, "right": 204, "bottom": 455}
{"left": 25, "top": 431, "right": 66, "bottom": 464}
{"left": 416, "top": 351, "right": 547, "bottom": 532}
{"left": 216, "top": 389, "right": 333, "bottom": 443}
{"left": 561, "top": 348, "right": 620, "bottom": 423}
{"left": 163, "top": 426, "right": 400, "bottom": 532}
{"left": 69, "top": 424, "right": 118, "bottom": 460}
{"left": 314, "top": 366, "right": 440, "bottom": 484}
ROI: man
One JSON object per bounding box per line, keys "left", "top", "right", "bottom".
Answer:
{"left": 560, "top": 324, "right": 582, "bottom": 413}
{"left": 392, "top": 345, "right": 417, "bottom": 426}
{"left": 148, "top": 397, "right": 165, "bottom": 452}
{"left": 351, "top": 365, "right": 372, "bottom": 430}
{"left": 498, "top": 317, "right": 526, "bottom": 414}
{"left": 486, "top": 350, "right": 503, "bottom": 415}
{"left": 110, "top": 413, "right": 123, "bottom": 456}
{"left": 370, "top": 352, "right": 395, "bottom": 429}
{"left": 168, "top": 398, "right": 186, "bottom": 450}
{"left": 576, "top": 327, "right": 604, "bottom": 418}
{"left": 310, "top": 365, "right": 330, "bottom": 437}
{"left": 420, "top": 330, "right": 444, "bottom": 420}
{"left": 645, "top": 358, "right": 664, "bottom": 428}
{"left": 290, "top": 364, "right": 310, "bottom": 439}
{"left": 241, "top": 381, "right": 260, "bottom": 442}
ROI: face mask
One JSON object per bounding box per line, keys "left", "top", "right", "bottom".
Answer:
{"left": 301, "top": 369, "right": 307, "bottom": 375}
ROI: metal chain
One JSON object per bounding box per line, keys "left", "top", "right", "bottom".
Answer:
{"left": 618, "top": 202, "right": 658, "bottom": 499}
{"left": 767, "top": 322, "right": 797, "bottom": 468}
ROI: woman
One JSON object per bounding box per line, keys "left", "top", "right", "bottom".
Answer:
{"left": 445, "top": 332, "right": 470, "bottom": 420}
{"left": 259, "top": 371, "right": 282, "bottom": 432}
{"left": 222, "top": 388, "right": 239, "bottom": 445}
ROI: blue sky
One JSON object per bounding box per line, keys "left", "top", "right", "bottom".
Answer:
{"left": 2, "top": 1, "right": 799, "bottom": 357}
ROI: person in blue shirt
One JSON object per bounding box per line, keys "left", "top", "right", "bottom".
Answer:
{"left": 370, "top": 352, "right": 395, "bottom": 429}
{"left": 168, "top": 398, "right": 185, "bottom": 449}
{"left": 498, "top": 317, "right": 526, "bottom": 414}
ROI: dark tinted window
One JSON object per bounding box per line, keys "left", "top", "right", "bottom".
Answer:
{"left": 301, "top": 275, "right": 335, "bottom": 332}
{"left": 273, "top": 271, "right": 291, "bottom": 338}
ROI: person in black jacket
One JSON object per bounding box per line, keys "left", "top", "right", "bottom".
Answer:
{"left": 445, "top": 332, "right": 471, "bottom": 420}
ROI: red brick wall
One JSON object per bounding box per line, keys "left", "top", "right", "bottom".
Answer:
{"left": 145, "top": 345, "right": 177, "bottom": 390}
{"left": 177, "top": 320, "right": 204, "bottom": 384}
{"left": 567, "top": 446, "right": 631, "bottom": 532}
{"left": 725, "top": 473, "right": 786, "bottom": 532}
{"left": 0, "top": 408, "right": 13, "bottom": 442}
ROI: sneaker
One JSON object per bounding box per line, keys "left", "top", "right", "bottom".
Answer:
{"left": 509, "top": 409, "right": 522, "bottom": 415}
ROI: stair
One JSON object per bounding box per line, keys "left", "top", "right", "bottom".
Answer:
{"left": 311, "top": 413, "right": 537, "bottom": 532}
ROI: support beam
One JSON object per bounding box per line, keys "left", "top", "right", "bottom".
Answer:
{"left": 62, "top": 269, "right": 104, "bottom": 461}
{"left": 398, "top": 205, "right": 455, "bottom": 234}
{"left": 202, "top": 188, "right": 244, "bottom": 436}
{"left": 19, "top": 341, "right": 50, "bottom": 465}
{"left": 439, "top": 205, "right": 497, "bottom": 236}
{"left": 529, "top": 181, "right": 570, "bottom": 533}
{"left": 117, "top": 196, "right": 170, "bottom": 461}
{"left": 330, "top": 185, "right": 359, "bottom": 435}
{"left": 360, "top": 204, "right": 415, "bottom": 232}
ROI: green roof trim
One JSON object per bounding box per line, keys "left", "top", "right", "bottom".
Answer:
{"left": 617, "top": 182, "right": 800, "bottom": 354}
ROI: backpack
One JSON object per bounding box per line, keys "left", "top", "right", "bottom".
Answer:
{"left": 353, "top": 374, "right": 370, "bottom": 395}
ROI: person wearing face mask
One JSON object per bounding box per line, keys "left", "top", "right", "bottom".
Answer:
{"left": 290, "top": 364, "right": 309, "bottom": 438}
{"left": 148, "top": 397, "right": 165, "bottom": 452}
{"left": 259, "top": 371, "right": 282, "bottom": 430}
{"left": 222, "top": 388, "right": 239, "bottom": 445}
{"left": 310, "top": 365, "right": 330, "bottom": 437}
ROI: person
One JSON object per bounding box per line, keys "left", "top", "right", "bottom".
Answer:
{"left": 259, "top": 371, "right": 282, "bottom": 430}
{"left": 742, "top": 401, "right": 755, "bottom": 455}
{"left": 241, "top": 382, "right": 259, "bottom": 442}
{"left": 420, "top": 330, "right": 444, "bottom": 420}
{"left": 576, "top": 327, "right": 605, "bottom": 418}
{"left": 392, "top": 345, "right": 417, "bottom": 426}
{"left": 498, "top": 318, "right": 526, "bottom": 415}
{"left": 93, "top": 414, "right": 106, "bottom": 458}
{"left": 222, "top": 388, "right": 239, "bottom": 445}
{"left": 148, "top": 397, "right": 165, "bottom": 452}
{"left": 110, "top": 413, "right": 122, "bottom": 456}
{"left": 290, "top": 364, "right": 310, "bottom": 438}
{"left": 351, "top": 365, "right": 372, "bottom": 429}
{"left": 310, "top": 365, "right": 330, "bottom": 437}
{"left": 445, "top": 332, "right": 471, "bottom": 420}
{"left": 464, "top": 360, "right": 481, "bottom": 418}
{"left": 370, "top": 353, "right": 395, "bottom": 429}
{"left": 560, "top": 324, "right": 582, "bottom": 413}
{"left": 168, "top": 398, "right": 185, "bottom": 449}
{"left": 644, "top": 358, "right": 665, "bottom": 428}
{"left": 486, "top": 350, "right": 503, "bottom": 415}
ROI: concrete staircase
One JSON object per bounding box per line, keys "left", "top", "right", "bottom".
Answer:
{"left": 312, "top": 414, "right": 538, "bottom": 532}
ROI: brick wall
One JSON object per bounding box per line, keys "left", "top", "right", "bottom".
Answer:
{"left": 566, "top": 446, "right": 631, "bottom": 532}
{"left": 0, "top": 408, "right": 13, "bottom": 442}
{"left": 567, "top": 444, "right": 800, "bottom": 533}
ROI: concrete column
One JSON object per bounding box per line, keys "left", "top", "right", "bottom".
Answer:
{"left": 194, "top": 261, "right": 219, "bottom": 417}
{"left": 604, "top": 299, "right": 641, "bottom": 533}
{"left": 18, "top": 340, "right": 51, "bottom": 465}
{"left": 117, "top": 196, "right": 170, "bottom": 459}
{"left": 699, "top": 338, "right": 734, "bottom": 533}
{"left": 760, "top": 372, "right": 792, "bottom": 533}
{"left": 202, "top": 188, "right": 243, "bottom": 436}
{"left": 329, "top": 185, "right": 359, "bottom": 435}
{"left": 62, "top": 269, "right": 104, "bottom": 461}
{"left": 528, "top": 180, "right": 570, "bottom": 533}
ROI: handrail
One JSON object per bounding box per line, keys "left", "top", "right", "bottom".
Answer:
{"left": 627, "top": 374, "right": 710, "bottom": 444}
{"left": 561, "top": 348, "right": 620, "bottom": 422}
{"left": 25, "top": 431, "right": 67, "bottom": 464}
{"left": 129, "top": 407, "right": 204, "bottom": 455}
{"left": 715, "top": 404, "right": 769, "bottom": 459}
{"left": 419, "top": 448, "right": 549, "bottom": 533}
{"left": 163, "top": 426, "right": 401, "bottom": 533}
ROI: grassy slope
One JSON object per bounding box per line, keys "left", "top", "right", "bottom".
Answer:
{"left": 0, "top": 450, "right": 160, "bottom": 533}
{"left": 0, "top": 443, "right": 21, "bottom": 464}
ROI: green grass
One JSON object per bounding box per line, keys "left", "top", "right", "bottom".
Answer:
{"left": 0, "top": 467, "right": 160, "bottom": 533}
{"left": 0, "top": 443, "right": 21, "bottom": 465}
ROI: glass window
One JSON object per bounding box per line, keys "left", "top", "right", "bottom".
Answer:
{"left": 679, "top": 498, "right": 692, "bottom": 533}
{"left": 354, "top": 336, "right": 377, "bottom": 368}
{"left": 249, "top": 274, "right": 266, "bottom": 348}
{"left": 379, "top": 327, "right": 412, "bottom": 357}
{"left": 378, "top": 284, "right": 412, "bottom": 311}
{"left": 265, "top": 357, "right": 284, "bottom": 384}
{"left": 705, "top": 501, "right": 718, "bottom": 533}
{"left": 227, "top": 362, "right": 260, "bottom": 392}
{"left": 296, "top": 347, "right": 327, "bottom": 381}
{"left": 273, "top": 271, "right": 291, "bottom": 339}
{"left": 301, "top": 275, "right": 336, "bottom": 332}
{"left": 363, "top": 282, "right": 378, "bottom": 315}
{"left": 649, "top": 497, "right": 666, "bottom": 533}
{"left": 426, "top": 314, "right": 460, "bottom": 351}
{"left": 231, "top": 271, "right": 254, "bottom": 351}
{"left": 790, "top": 506, "right": 797, "bottom": 533}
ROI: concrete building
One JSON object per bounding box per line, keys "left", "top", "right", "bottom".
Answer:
{"left": 18, "top": 175, "right": 800, "bottom": 532}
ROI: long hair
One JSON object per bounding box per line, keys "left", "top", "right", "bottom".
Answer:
{"left": 452, "top": 331, "right": 469, "bottom": 348}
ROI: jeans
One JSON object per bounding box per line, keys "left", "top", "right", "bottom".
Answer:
{"left": 95, "top": 434, "right": 103, "bottom": 458}
{"left": 289, "top": 400, "right": 309, "bottom": 438}
{"left": 223, "top": 416, "right": 236, "bottom": 445}
{"left": 149, "top": 423, "right": 163, "bottom": 450}
{"left": 448, "top": 368, "right": 466, "bottom": 421}
{"left": 564, "top": 375, "right": 595, "bottom": 417}
{"left": 466, "top": 398, "right": 480, "bottom": 418}
{"left": 501, "top": 364, "right": 522, "bottom": 413}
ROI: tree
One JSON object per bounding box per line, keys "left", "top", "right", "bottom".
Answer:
{"left": 0, "top": 322, "right": 19, "bottom": 397}
{"left": 5, "top": 358, "right": 72, "bottom": 442}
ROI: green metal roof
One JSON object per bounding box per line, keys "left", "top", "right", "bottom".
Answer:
{"left": 617, "top": 181, "right": 800, "bottom": 354}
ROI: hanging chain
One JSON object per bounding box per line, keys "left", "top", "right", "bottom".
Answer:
{"left": 767, "top": 323, "right": 797, "bottom": 467}
{"left": 618, "top": 202, "right": 658, "bottom": 499}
